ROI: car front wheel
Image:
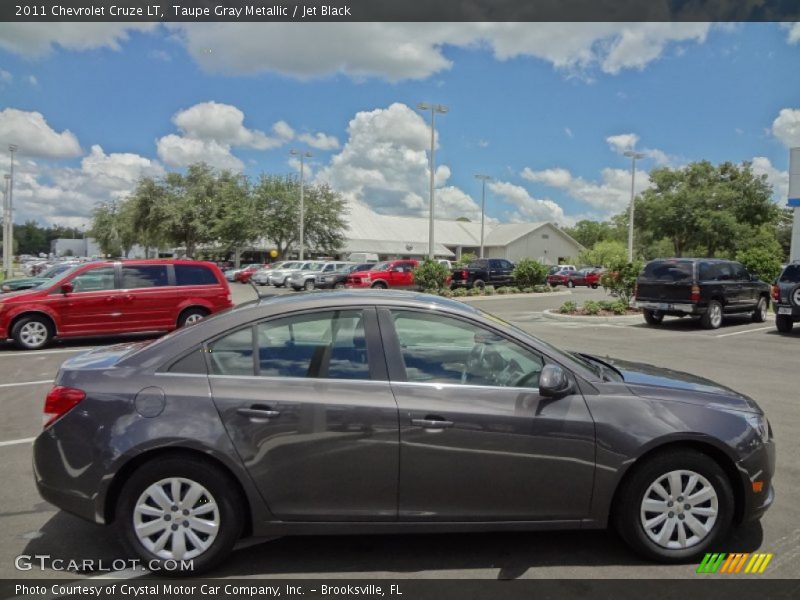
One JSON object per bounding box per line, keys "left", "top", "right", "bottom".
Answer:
{"left": 11, "top": 315, "right": 53, "bottom": 350}
{"left": 614, "top": 449, "right": 733, "bottom": 562}
{"left": 117, "top": 456, "right": 243, "bottom": 576}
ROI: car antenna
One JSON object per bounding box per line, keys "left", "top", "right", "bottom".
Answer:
{"left": 248, "top": 280, "right": 273, "bottom": 300}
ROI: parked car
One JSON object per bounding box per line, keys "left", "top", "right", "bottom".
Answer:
{"left": 772, "top": 261, "right": 800, "bottom": 333}
{"left": 450, "top": 258, "right": 515, "bottom": 289}
{"left": 0, "top": 260, "right": 232, "bottom": 350}
{"left": 234, "top": 264, "right": 265, "bottom": 284}
{"left": 346, "top": 252, "right": 379, "bottom": 263}
{"left": 1, "top": 262, "right": 78, "bottom": 293}
{"left": 548, "top": 264, "right": 577, "bottom": 276}
{"left": 436, "top": 259, "right": 453, "bottom": 269}
{"left": 346, "top": 259, "right": 419, "bottom": 289}
{"left": 634, "top": 258, "right": 770, "bottom": 329}
{"left": 251, "top": 263, "right": 286, "bottom": 286}
{"left": 546, "top": 268, "right": 574, "bottom": 288}
{"left": 33, "top": 290, "right": 774, "bottom": 573}
{"left": 567, "top": 268, "right": 603, "bottom": 289}
{"left": 267, "top": 261, "right": 311, "bottom": 287}
{"left": 315, "top": 263, "right": 375, "bottom": 290}
{"left": 289, "top": 261, "right": 352, "bottom": 291}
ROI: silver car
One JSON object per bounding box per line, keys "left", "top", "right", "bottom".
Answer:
{"left": 289, "top": 261, "right": 352, "bottom": 291}
{"left": 251, "top": 262, "right": 287, "bottom": 286}
{"left": 266, "top": 261, "right": 305, "bottom": 287}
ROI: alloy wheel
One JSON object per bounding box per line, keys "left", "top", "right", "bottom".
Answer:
{"left": 640, "top": 469, "right": 718, "bottom": 550}
{"left": 184, "top": 313, "right": 204, "bottom": 326}
{"left": 133, "top": 477, "right": 220, "bottom": 560}
{"left": 20, "top": 322, "right": 48, "bottom": 347}
{"left": 709, "top": 304, "right": 722, "bottom": 328}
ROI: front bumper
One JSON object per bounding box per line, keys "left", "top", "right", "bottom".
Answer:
{"left": 736, "top": 437, "right": 776, "bottom": 523}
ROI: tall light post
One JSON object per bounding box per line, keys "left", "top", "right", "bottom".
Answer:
{"left": 475, "top": 175, "right": 492, "bottom": 258}
{"left": 290, "top": 149, "right": 312, "bottom": 260}
{"left": 623, "top": 150, "right": 645, "bottom": 262}
{"left": 2, "top": 174, "right": 9, "bottom": 277}
{"left": 418, "top": 103, "right": 448, "bottom": 259}
{"left": 6, "top": 144, "right": 17, "bottom": 278}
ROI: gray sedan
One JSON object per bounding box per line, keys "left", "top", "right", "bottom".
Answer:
{"left": 34, "top": 292, "right": 775, "bottom": 574}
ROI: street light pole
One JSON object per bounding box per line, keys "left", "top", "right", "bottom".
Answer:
{"left": 290, "top": 149, "right": 312, "bottom": 260}
{"left": 418, "top": 103, "right": 448, "bottom": 260}
{"left": 2, "top": 175, "right": 9, "bottom": 278}
{"left": 475, "top": 175, "right": 492, "bottom": 258}
{"left": 6, "top": 144, "right": 17, "bottom": 278}
{"left": 623, "top": 150, "right": 645, "bottom": 262}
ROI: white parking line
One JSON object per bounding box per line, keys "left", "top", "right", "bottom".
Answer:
{"left": 0, "top": 379, "right": 53, "bottom": 389}
{"left": 0, "top": 347, "right": 90, "bottom": 357}
{"left": 0, "top": 437, "right": 35, "bottom": 447}
{"left": 714, "top": 326, "right": 774, "bottom": 338}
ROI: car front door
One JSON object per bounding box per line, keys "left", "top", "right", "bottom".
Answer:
{"left": 208, "top": 307, "right": 399, "bottom": 521}
{"left": 379, "top": 308, "right": 595, "bottom": 521}
{"left": 48, "top": 265, "right": 122, "bottom": 335}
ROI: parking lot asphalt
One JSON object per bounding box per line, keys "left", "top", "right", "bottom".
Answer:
{"left": 0, "top": 285, "right": 797, "bottom": 580}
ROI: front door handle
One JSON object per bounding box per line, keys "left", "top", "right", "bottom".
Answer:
{"left": 411, "top": 417, "right": 454, "bottom": 429}
{"left": 237, "top": 406, "right": 281, "bottom": 419}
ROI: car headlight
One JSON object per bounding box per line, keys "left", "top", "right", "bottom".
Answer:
{"left": 745, "top": 413, "right": 770, "bottom": 443}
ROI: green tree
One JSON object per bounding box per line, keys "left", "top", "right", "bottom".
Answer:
{"left": 579, "top": 240, "right": 627, "bottom": 267}
{"left": 457, "top": 251, "right": 477, "bottom": 266}
{"left": 211, "top": 171, "right": 257, "bottom": 256}
{"left": 128, "top": 177, "right": 170, "bottom": 258}
{"left": 512, "top": 258, "right": 548, "bottom": 287}
{"left": 413, "top": 259, "right": 450, "bottom": 291}
{"left": 600, "top": 260, "right": 643, "bottom": 305}
{"left": 160, "top": 163, "right": 219, "bottom": 258}
{"left": 89, "top": 201, "right": 123, "bottom": 257}
{"left": 736, "top": 225, "right": 784, "bottom": 283}
{"left": 563, "top": 219, "right": 624, "bottom": 248}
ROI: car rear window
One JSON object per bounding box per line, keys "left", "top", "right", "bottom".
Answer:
{"left": 642, "top": 261, "right": 694, "bottom": 281}
{"left": 779, "top": 264, "right": 800, "bottom": 283}
{"left": 175, "top": 264, "right": 218, "bottom": 286}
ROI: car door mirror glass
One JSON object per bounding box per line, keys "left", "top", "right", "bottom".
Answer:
{"left": 538, "top": 364, "right": 572, "bottom": 397}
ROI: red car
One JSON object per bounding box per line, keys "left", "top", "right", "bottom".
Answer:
{"left": 234, "top": 264, "right": 265, "bottom": 284}
{"left": 567, "top": 268, "right": 604, "bottom": 289}
{"left": 546, "top": 269, "right": 574, "bottom": 287}
{"left": 346, "top": 259, "right": 419, "bottom": 289}
{"left": 0, "top": 259, "right": 232, "bottom": 350}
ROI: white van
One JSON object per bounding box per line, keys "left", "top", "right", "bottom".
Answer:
{"left": 346, "top": 252, "right": 379, "bottom": 263}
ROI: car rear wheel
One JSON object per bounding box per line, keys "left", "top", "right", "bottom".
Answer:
{"left": 614, "top": 449, "right": 733, "bottom": 562}
{"left": 11, "top": 315, "right": 53, "bottom": 350}
{"left": 752, "top": 297, "right": 768, "bottom": 323}
{"left": 643, "top": 310, "right": 664, "bottom": 325}
{"left": 472, "top": 279, "right": 485, "bottom": 290}
{"left": 776, "top": 314, "right": 794, "bottom": 333}
{"left": 700, "top": 300, "right": 723, "bottom": 329}
{"left": 333, "top": 282, "right": 346, "bottom": 289}
{"left": 178, "top": 307, "right": 209, "bottom": 328}
{"left": 117, "top": 456, "right": 243, "bottom": 576}
{"left": 591, "top": 283, "right": 598, "bottom": 289}
{"left": 567, "top": 280, "right": 575, "bottom": 288}
{"left": 371, "top": 281, "right": 387, "bottom": 289}
{"left": 304, "top": 280, "right": 315, "bottom": 291}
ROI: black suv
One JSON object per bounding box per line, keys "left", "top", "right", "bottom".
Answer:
{"left": 634, "top": 258, "right": 771, "bottom": 329}
{"left": 773, "top": 262, "right": 800, "bottom": 333}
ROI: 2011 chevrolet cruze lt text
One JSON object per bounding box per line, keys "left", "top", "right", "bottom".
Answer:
{"left": 33, "top": 291, "right": 775, "bottom": 574}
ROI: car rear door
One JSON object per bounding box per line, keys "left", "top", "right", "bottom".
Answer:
{"left": 379, "top": 308, "right": 595, "bottom": 521}
{"left": 207, "top": 307, "right": 400, "bottom": 521}
{"left": 119, "top": 264, "right": 177, "bottom": 331}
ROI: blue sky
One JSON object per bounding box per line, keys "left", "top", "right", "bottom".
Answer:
{"left": 0, "top": 22, "right": 799, "bottom": 228}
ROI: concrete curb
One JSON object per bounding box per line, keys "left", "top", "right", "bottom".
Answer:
{"left": 542, "top": 308, "right": 643, "bottom": 324}
{"left": 460, "top": 290, "right": 573, "bottom": 303}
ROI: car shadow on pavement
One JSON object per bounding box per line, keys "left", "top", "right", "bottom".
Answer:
{"left": 22, "top": 507, "right": 764, "bottom": 579}
{"left": 629, "top": 314, "right": 761, "bottom": 332}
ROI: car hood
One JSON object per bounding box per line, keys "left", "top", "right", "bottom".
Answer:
{"left": 0, "top": 286, "right": 48, "bottom": 300}
{"left": 2, "top": 276, "right": 48, "bottom": 289}
{"left": 592, "top": 355, "right": 762, "bottom": 414}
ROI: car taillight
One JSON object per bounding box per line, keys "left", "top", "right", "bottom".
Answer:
{"left": 690, "top": 285, "right": 701, "bottom": 302}
{"left": 461, "top": 270, "right": 468, "bottom": 279}
{"left": 772, "top": 285, "right": 780, "bottom": 302}
{"left": 43, "top": 386, "right": 85, "bottom": 429}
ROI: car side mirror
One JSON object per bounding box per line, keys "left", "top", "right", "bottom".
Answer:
{"left": 539, "top": 364, "right": 574, "bottom": 398}
{"left": 60, "top": 283, "right": 74, "bottom": 295}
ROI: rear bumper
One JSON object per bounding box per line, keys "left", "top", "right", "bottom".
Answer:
{"left": 774, "top": 303, "right": 800, "bottom": 319}
{"left": 635, "top": 301, "right": 702, "bottom": 315}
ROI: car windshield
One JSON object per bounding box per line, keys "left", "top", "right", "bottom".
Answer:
{"left": 372, "top": 262, "right": 391, "bottom": 271}
{"left": 779, "top": 264, "right": 800, "bottom": 283}
{"left": 280, "top": 262, "right": 301, "bottom": 269}
{"left": 40, "top": 264, "right": 73, "bottom": 279}
{"left": 303, "top": 262, "right": 324, "bottom": 270}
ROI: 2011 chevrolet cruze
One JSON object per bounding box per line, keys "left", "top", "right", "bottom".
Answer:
{"left": 34, "top": 291, "right": 775, "bottom": 574}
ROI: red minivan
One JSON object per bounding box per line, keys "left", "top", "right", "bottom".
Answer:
{"left": 0, "top": 260, "right": 233, "bottom": 350}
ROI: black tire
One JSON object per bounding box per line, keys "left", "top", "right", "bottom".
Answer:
{"left": 614, "top": 449, "right": 734, "bottom": 563}
{"left": 116, "top": 456, "right": 244, "bottom": 576}
{"left": 11, "top": 315, "right": 54, "bottom": 350}
{"left": 776, "top": 314, "right": 794, "bottom": 333}
{"left": 177, "top": 307, "right": 209, "bottom": 328}
{"left": 304, "top": 279, "right": 315, "bottom": 291}
{"left": 472, "top": 279, "right": 485, "bottom": 290}
{"left": 371, "top": 281, "right": 387, "bottom": 289}
{"left": 643, "top": 310, "right": 664, "bottom": 326}
{"left": 752, "top": 296, "right": 768, "bottom": 323}
{"left": 333, "top": 282, "right": 346, "bottom": 289}
{"left": 591, "top": 284, "right": 598, "bottom": 289}
{"left": 700, "top": 300, "right": 723, "bottom": 329}
{"left": 567, "top": 280, "right": 575, "bottom": 288}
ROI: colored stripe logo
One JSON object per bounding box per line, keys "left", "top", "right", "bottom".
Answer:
{"left": 696, "top": 553, "right": 773, "bottom": 574}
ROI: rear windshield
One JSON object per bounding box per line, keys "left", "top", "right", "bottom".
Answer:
{"left": 779, "top": 264, "right": 800, "bottom": 283}
{"left": 642, "top": 260, "right": 694, "bottom": 281}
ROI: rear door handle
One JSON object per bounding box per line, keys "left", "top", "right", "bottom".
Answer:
{"left": 411, "top": 417, "right": 454, "bottom": 429}
{"left": 237, "top": 406, "right": 281, "bottom": 419}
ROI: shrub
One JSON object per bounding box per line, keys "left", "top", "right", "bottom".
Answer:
{"left": 600, "top": 259, "right": 643, "bottom": 305}
{"left": 736, "top": 246, "right": 783, "bottom": 283}
{"left": 598, "top": 300, "right": 616, "bottom": 311}
{"left": 438, "top": 288, "right": 454, "bottom": 298}
{"left": 483, "top": 285, "right": 496, "bottom": 295}
{"left": 452, "top": 287, "right": 468, "bottom": 297}
{"left": 512, "top": 258, "right": 548, "bottom": 287}
{"left": 467, "top": 287, "right": 482, "bottom": 296}
{"left": 611, "top": 300, "right": 629, "bottom": 315}
{"left": 413, "top": 259, "right": 450, "bottom": 291}
{"left": 522, "top": 287, "right": 535, "bottom": 294}
{"left": 496, "top": 286, "right": 510, "bottom": 295}
{"left": 533, "top": 284, "right": 550, "bottom": 293}
{"left": 559, "top": 301, "right": 577, "bottom": 314}
{"left": 583, "top": 300, "right": 601, "bottom": 315}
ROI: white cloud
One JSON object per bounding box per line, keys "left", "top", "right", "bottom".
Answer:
{"left": 751, "top": 156, "right": 789, "bottom": 201}
{"left": 315, "top": 102, "right": 482, "bottom": 220}
{"left": 599, "top": 23, "right": 710, "bottom": 74}
{"left": 0, "top": 23, "right": 157, "bottom": 56}
{"left": 298, "top": 131, "right": 340, "bottom": 151}
{"left": 488, "top": 180, "right": 567, "bottom": 225}
{"left": 0, "top": 69, "right": 11, "bottom": 84}
{"left": 771, "top": 108, "right": 800, "bottom": 148}
{"left": 0, "top": 108, "right": 82, "bottom": 158}
{"left": 564, "top": 127, "right": 574, "bottom": 139}
{"left": 522, "top": 165, "right": 652, "bottom": 217}
{"left": 783, "top": 23, "right": 800, "bottom": 45}
{"left": 27, "top": 74, "right": 38, "bottom": 86}
{"left": 606, "top": 133, "right": 640, "bottom": 154}
{"left": 156, "top": 134, "right": 243, "bottom": 171}
{"left": 7, "top": 145, "right": 164, "bottom": 227}
{"left": 288, "top": 156, "right": 313, "bottom": 179}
